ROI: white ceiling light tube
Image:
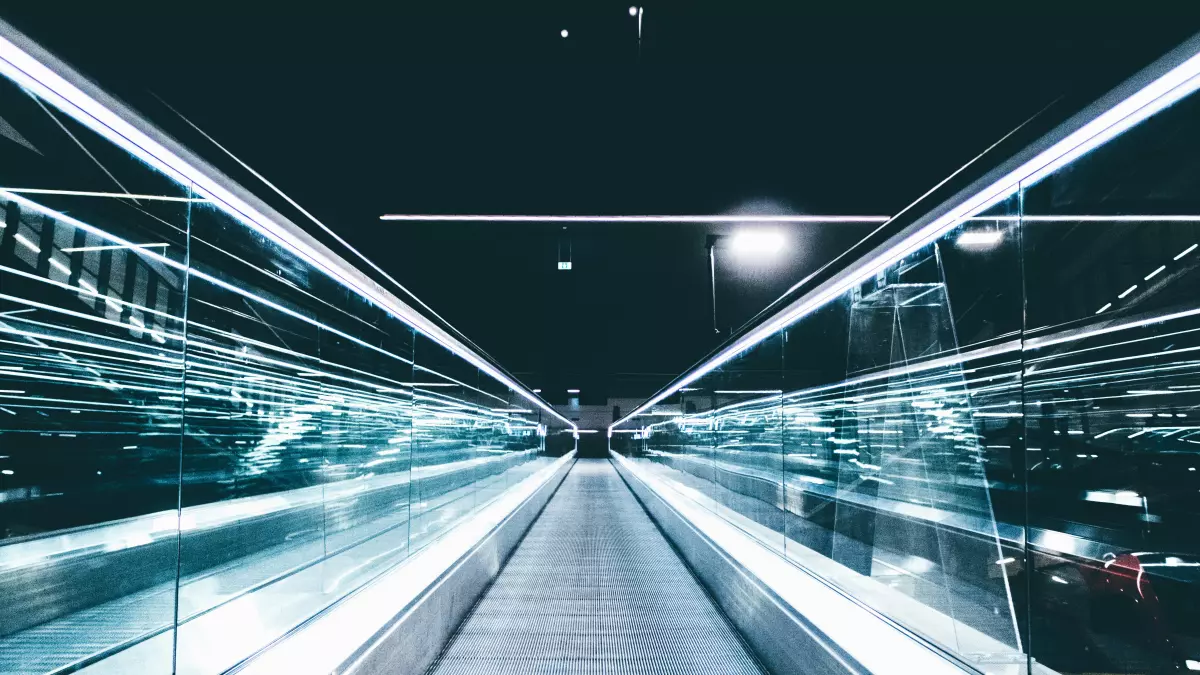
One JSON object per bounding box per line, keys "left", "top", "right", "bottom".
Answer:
{"left": 379, "top": 214, "right": 890, "bottom": 223}
{"left": 0, "top": 20, "right": 575, "bottom": 431}
{"left": 612, "top": 33, "right": 1200, "bottom": 430}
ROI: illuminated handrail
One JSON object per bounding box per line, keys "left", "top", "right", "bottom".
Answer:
{"left": 612, "top": 31, "right": 1200, "bottom": 430}
{"left": 0, "top": 19, "right": 573, "bottom": 431}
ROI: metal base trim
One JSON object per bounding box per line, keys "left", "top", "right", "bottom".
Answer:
{"left": 341, "top": 455, "right": 577, "bottom": 675}
{"left": 611, "top": 452, "right": 975, "bottom": 675}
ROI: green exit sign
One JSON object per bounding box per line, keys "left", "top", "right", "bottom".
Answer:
{"left": 557, "top": 261, "right": 572, "bottom": 270}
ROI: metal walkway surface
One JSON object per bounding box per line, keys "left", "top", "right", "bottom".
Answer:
{"left": 427, "top": 458, "right": 766, "bottom": 675}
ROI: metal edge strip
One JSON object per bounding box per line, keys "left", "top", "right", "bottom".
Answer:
{"left": 610, "top": 450, "right": 978, "bottom": 675}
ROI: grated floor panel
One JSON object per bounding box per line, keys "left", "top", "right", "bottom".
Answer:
{"left": 426, "top": 459, "right": 766, "bottom": 675}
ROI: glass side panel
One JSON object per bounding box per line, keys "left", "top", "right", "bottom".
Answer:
{"left": 174, "top": 204, "right": 333, "bottom": 673}
{"left": 612, "top": 63, "right": 1200, "bottom": 675}
{"left": 618, "top": 209, "right": 1027, "bottom": 670}
{"left": 406, "top": 332, "right": 551, "bottom": 554}
{"left": 410, "top": 332, "right": 482, "bottom": 550}
{"left": 311, "top": 282, "right": 414, "bottom": 601}
{"left": 782, "top": 299, "right": 851, "bottom": 561}
{"left": 472, "top": 370, "right": 513, "bottom": 508}
{"left": 939, "top": 200, "right": 1028, "bottom": 664}
{"left": 0, "top": 49, "right": 557, "bottom": 675}
{"left": 0, "top": 77, "right": 190, "bottom": 674}
{"left": 615, "top": 389, "right": 682, "bottom": 475}
{"left": 707, "top": 333, "right": 785, "bottom": 551}
{"left": 785, "top": 204, "right": 1024, "bottom": 663}
{"left": 673, "top": 381, "right": 725, "bottom": 513}
{"left": 1020, "top": 86, "right": 1200, "bottom": 675}
{"left": 495, "top": 384, "right": 550, "bottom": 488}
{"left": 476, "top": 375, "right": 544, "bottom": 497}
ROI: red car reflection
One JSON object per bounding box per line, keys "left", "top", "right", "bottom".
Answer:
{"left": 1051, "top": 551, "right": 1200, "bottom": 673}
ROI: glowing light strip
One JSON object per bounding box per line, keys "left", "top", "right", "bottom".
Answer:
{"left": 968, "top": 214, "right": 1200, "bottom": 221}
{"left": 380, "top": 214, "right": 890, "bottom": 223}
{"left": 0, "top": 187, "right": 206, "bottom": 202}
{"left": 1024, "top": 305, "right": 1200, "bottom": 350}
{"left": 612, "top": 37, "right": 1200, "bottom": 430}
{"left": 62, "top": 242, "right": 169, "bottom": 252}
{"left": 0, "top": 24, "right": 573, "bottom": 431}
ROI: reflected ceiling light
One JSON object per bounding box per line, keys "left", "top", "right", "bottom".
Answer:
{"left": 629, "top": 6, "right": 638, "bottom": 16}
{"left": 47, "top": 258, "right": 71, "bottom": 275}
{"left": 956, "top": 230, "right": 1003, "bottom": 247}
{"left": 1084, "top": 489, "right": 1143, "bottom": 507}
{"left": 560, "top": 29, "right": 569, "bottom": 38}
{"left": 729, "top": 230, "right": 785, "bottom": 255}
{"left": 13, "top": 233, "right": 39, "bottom": 254}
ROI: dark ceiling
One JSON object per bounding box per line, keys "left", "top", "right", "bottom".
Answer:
{"left": 4, "top": 1, "right": 1198, "bottom": 402}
